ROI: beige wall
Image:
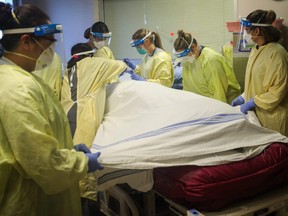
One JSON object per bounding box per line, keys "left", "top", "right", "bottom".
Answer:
{"left": 104, "top": 0, "right": 235, "bottom": 59}
{"left": 237, "top": 0, "right": 288, "bottom": 25}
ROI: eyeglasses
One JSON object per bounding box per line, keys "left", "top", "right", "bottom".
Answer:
{"left": 32, "top": 36, "right": 57, "bottom": 50}
{"left": 40, "top": 36, "right": 57, "bottom": 43}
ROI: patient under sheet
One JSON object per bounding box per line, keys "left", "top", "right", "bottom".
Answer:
{"left": 91, "top": 80, "right": 288, "bottom": 191}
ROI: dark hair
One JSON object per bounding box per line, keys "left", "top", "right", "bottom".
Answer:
{"left": 67, "top": 43, "right": 93, "bottom": 68}
{"left": 132, "top": 28, "right": 164, "bottom": 50}
{"left": 247, "top": 9, "right": 282, "bottom": 43}
{"left": 0, "top": 3, "right": 50, "bottom": 51}
{"left": 70, "top": 42, "right": 92, "bottom": 56}
{"left": 84, "top": 21, "right": 109, "bottom": 39}
{"left": 174, "top": 29, "right": 197, "bottom": 51}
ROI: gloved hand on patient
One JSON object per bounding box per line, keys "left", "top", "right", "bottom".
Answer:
{"left": 74, "top": 143, "right": 104, "bottom": 172}
{"left": 231, "top": 95, "right": 245, "bottom": 106}
{"left": 240, "top": 98, "right": 256, "bottom": 114}
{"left": 74, "top": 143, "right": 91, "bottom": 153}
{"left": 123, "top": 58, "right": 136, "bottom": 70}
{"left": 124, "top": 70, "right": 146, "bottom": 81}
{"left": 86, "top": 152, "right": 104, "bottom": 172}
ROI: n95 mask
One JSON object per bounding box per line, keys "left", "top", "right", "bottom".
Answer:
{"left": 34, "top": 44, "right": 55, "bottom": 70}
{"left": 93, "top": 40, "right": 105, "bottom": 50}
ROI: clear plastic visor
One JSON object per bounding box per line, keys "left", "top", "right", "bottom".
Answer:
{"left": 237, "top": 18, "right": 272, "bottom": 52}
{"left": 90, "top": 31, "right": 112, "bottom": 47}
{"left": 1, "top": 24, "right": 66, "bottom": 74}
{"left": 173, "top": 48, "right": 190, "bottom": 58}
{"left": 130, "top": 31, "right": 152, "bottom": 47}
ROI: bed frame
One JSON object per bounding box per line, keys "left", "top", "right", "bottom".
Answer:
{"left": 99, "top": 185, "right": 288, "bottom": 216}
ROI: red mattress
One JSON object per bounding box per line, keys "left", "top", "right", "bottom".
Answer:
{"left": 153, "top": 143, "right": 288, "bottom": 211}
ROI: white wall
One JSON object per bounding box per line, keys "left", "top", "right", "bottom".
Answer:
{"left": 104, "top": 0, "right": 235, "bottom": 59}
{"left": 17, "top": 0, "right": 288, "bottom": 61}
{"left": 237, "top": 0, "right": 288, "bottom": 25}
{"left": 22, "top": 0, "right": 102, "bottom": 61}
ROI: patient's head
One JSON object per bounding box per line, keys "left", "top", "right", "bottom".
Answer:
{"left": 67, "top": 43, "right": 94, "bottom": 68}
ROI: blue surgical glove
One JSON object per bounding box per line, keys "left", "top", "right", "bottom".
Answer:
{"left": 231, "top": 95, "right": 245, "bottom": 106}
{"left": 74, "top": 143, "right": 91, "bottom": 154}
{"left": 86, "top": 152, "right": 104, "bottom": 172}
{"left": 123, "top": 58, "right": 136, "bottom": 70}
{"left": 123, "top": 70, "right": 145, "bottom": 81}
{"left": 240, "top": 98, "right": 256, "bottom": 114}
{"left": 130, "top": 72, "right": 145, "bottom": 81}
{"left": 119, "top": 69, "right": 134, "bottom": 77}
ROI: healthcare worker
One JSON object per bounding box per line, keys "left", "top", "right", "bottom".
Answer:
{"left": 84, "top": 21, "right": 118, "bottom": 84}
{"left": 231, "top": 9, "right": 288, "bottom": 137}
{"left": 61, "top": 43, "right": 127, "bottom": 215}
{"left": 173, "top": 30, "right": 241, "bottom": 104}
{"left": 123, "top": 28, "right": 174, "bottom": 87}
{"left": 85, "top": 21, "right": 115, "bottom": 60}
{"left": 0, "top": 3, "right": 103, "bottom": 216}
{"left": 61, "top": 42, "right": 126, "bottom": 148}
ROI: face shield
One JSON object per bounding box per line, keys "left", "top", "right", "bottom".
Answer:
{"left": 173, "top": 48, "right": 190, "bottom": 58}
{"left": 130, "top": 31, "right": 152, "bottom": 47}
{"left": 238, "top": 18, "right": 272, "bottom": 52}
{"left": 173, "top": 37, "right": 193, "bottom": 62}
{"left": 90, "top": 31, "right": 112, "bottom": 49}
{"left": 2, "top": 24, "right": 66, "bottom": 73}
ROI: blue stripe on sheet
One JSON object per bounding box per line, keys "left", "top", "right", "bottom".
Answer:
{"left": 92, "top": 113, "right": 244, "bottom": 150}
{"left": 98, "top": 169, "right": 146, "bottom": 185}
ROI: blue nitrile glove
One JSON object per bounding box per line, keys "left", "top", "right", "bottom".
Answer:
{"left": 74, "top": 143, "right": 91, "bottom": 154}
{"left": 86, "top": 152, "right": 104, "bottom": 172}
{"left": 240, "top": 98, "right": 256, "bottom": 114}
{"left": 119, "top": 68, "right": 135, "bottom": 77}
{"left": 130, "top": 73, "right": 145, "bottom": 81}
{"left": 231, "top": 95, "right": 245, "bottom": 106}
{"left": 123, "top": 58, "right": 136, "bottom": 70}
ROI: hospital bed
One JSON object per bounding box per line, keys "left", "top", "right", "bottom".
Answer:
{"left": 91, "top": 81, "right": 288, "bottom": 215}
{"left": 97, "top": 142, "right": 288, "bottom": 216}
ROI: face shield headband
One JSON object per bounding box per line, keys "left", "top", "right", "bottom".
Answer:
{"left": 173, "top": 37, "right": 193, "bottom": 58}
{"left": 90, "top": 31, "right": 112, "bottom": 39}
{"left": 130, "top": 31, "right": 152, "bottom": 47}
{"left": 1, "top": 24, "right": 62, "bottom": 38}
{"left": 90, "top": 30, "right": 112, "bottom": 47}
{"left": 240, "top": 18, "right": 272, "bottom": 28}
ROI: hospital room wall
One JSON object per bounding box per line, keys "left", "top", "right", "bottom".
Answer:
{"left": 103, "top": 0, "right": 236, "bottom": 60}
{"left": 237, "top": 0, "right": 288, "bottom": 25}
{"left": 21, "top": 0, "right": 103, "bottom": 61}
{"left": 17, "top": 0, "right": 288, "bottom": 61}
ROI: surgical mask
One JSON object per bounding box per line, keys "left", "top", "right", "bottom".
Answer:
{"left": 136, "top": 47, "right": 147, "bottom": 55}
{"left": 244, "top": 29, "right": 256, "bottom": 49}
{"left": 93, "top": 40, "right": 105, "bottom": 50}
